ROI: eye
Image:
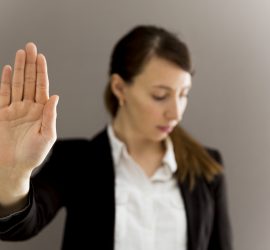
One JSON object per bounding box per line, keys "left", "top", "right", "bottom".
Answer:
{"left": 152, "top": 95, "right": 167, "bottom": 101}
{"left": 180, "top": 93, "right": 189, "bottom": 99}
{"left": 180, "top": 89, "right": 190, "bottom": 99}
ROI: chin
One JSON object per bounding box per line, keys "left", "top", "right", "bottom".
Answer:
{"left": 153, "top": 133, "right": 168, "bottom": 142}
{"left": 143, "top": 129, "right": 168, "bottom": 142}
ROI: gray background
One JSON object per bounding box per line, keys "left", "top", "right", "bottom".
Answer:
{"left": 0, "top": 0, "right": 269, "bottom": 249}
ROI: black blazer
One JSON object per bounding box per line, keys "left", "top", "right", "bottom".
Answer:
{"left": 0, "top": 128, "right": 233, "bottom": 250}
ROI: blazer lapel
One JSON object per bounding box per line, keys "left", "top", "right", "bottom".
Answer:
{"left": 90, "top": 127, "right": 116, "bottom": 248}
{"left": 179, "top": 178, "right": 214, "bottom": 250}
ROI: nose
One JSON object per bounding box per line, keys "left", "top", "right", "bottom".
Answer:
{"left": 165, "top": 98, "right": 186, "bottom": 122}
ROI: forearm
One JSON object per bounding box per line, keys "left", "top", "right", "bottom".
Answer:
{"left": 0, "top": 178, "right": 62, "bottom": 241}
{"left": 0, "top": 184, "right": 35, "bottom": 241}
{"left": 0, "top": 171, "right": 31, "bottom": 217}
{"left": 0, "top": 194, "right": 29, "bottom": 218}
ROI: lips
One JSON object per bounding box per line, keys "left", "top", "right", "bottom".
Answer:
{"left": 157, "top": 126, "right": 174, "bottom": 133}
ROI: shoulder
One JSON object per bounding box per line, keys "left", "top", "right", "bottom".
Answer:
{"left": 50, "top": 127, "right": 109, "bottom": 154}
{"left": 51, "top": 138, "right": 90, "bottom": 154}
{"left": 203, "top": 146, "right": 228, "bottom": 191}
{"left": 204, "top": 146, "right": 224, "bottom": 165}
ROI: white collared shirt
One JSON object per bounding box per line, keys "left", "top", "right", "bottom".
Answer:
{"left": 107, "top": 124, "right": 187, "bottom": 250}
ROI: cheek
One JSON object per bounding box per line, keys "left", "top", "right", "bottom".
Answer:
{"left": 144, "top": 102, "right": 164, "bottom": 121}
{"left": 133, "top": 98, "right": 162, "bottom": 121}
{"left": 178, "top": 99, "right": 188, "bottom": 118}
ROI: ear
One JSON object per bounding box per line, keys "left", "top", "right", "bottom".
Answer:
{"left": 110, "top": 74, "right": 127, "bottom": 104}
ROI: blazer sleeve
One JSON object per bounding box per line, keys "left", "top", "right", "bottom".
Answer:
{"left": 0, "top": 140, "right": 65, "bottom": 241}
{"left": 207, "top": 149, "right": 234, "bottom": 250}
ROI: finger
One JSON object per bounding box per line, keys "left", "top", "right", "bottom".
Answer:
{"left": 0, "top": 65, "right": 12, "bottom": 108}
{"left": 23, "top": 42, "right": 37, "bottom": 101}
{"left": 41, "top": 95, "right": 59, "bottom": 138}
{"left": 11, "top": 50, "right": 26, "bottom": 102}
{"left": 36, "top": 53, "right": 49, "bottom": 104}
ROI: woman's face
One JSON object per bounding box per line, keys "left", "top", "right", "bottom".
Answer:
{"left": 118, "top": 56, "right": 192, "bottom": 142}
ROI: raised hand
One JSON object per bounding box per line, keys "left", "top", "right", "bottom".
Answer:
{"left": 0, "top": 43, "right": 59, "bottom": 208}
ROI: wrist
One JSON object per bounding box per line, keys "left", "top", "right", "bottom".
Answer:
{"left": 0, "top": 193, "right": 29, "bottom": 218}
{"left": 0, "top": 169, "right": 31, "bottom": 207}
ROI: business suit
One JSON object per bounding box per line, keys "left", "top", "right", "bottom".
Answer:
{"left": 0, "top": 127, "right": 233, "bottom": 250}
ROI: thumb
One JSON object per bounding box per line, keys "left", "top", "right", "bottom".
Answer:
{"left": 41, "top": 95, "right": 59, "bottom": 137}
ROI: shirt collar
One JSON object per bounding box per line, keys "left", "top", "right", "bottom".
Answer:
{"left": 162, "top": 136, "right": 178, "bottom": 174}
{"left": 107, "top": 123, "right": 177, "bottom": 174}
{"left": 107, "top": 123, "right": 125, "bottom": 167}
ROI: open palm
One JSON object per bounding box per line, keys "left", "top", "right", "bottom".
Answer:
{"left": 0, "top": 43, "right": 59, "bottom": 179}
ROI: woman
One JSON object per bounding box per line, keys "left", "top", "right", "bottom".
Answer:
{"left": 0, "top": 25, "right": 233, "bottom": 249}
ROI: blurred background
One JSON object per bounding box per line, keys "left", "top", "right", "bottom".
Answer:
{"left": 1, "top": 0, "right": 270, "bottom": 249}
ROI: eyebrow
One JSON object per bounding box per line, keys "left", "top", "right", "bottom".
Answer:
{"left": 152, "top": 85, "right": 191, "bottom": 91}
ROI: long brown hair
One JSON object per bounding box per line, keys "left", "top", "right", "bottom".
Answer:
{"left": 104, "top": 25, "right": 222, "bottom": 189}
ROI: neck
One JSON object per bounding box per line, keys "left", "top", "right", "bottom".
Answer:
{"left": 112, "top": 111, "right": 167, "bottom": 177}
{"left": 112, "top": 112, "right": 165, "bottom": 157}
